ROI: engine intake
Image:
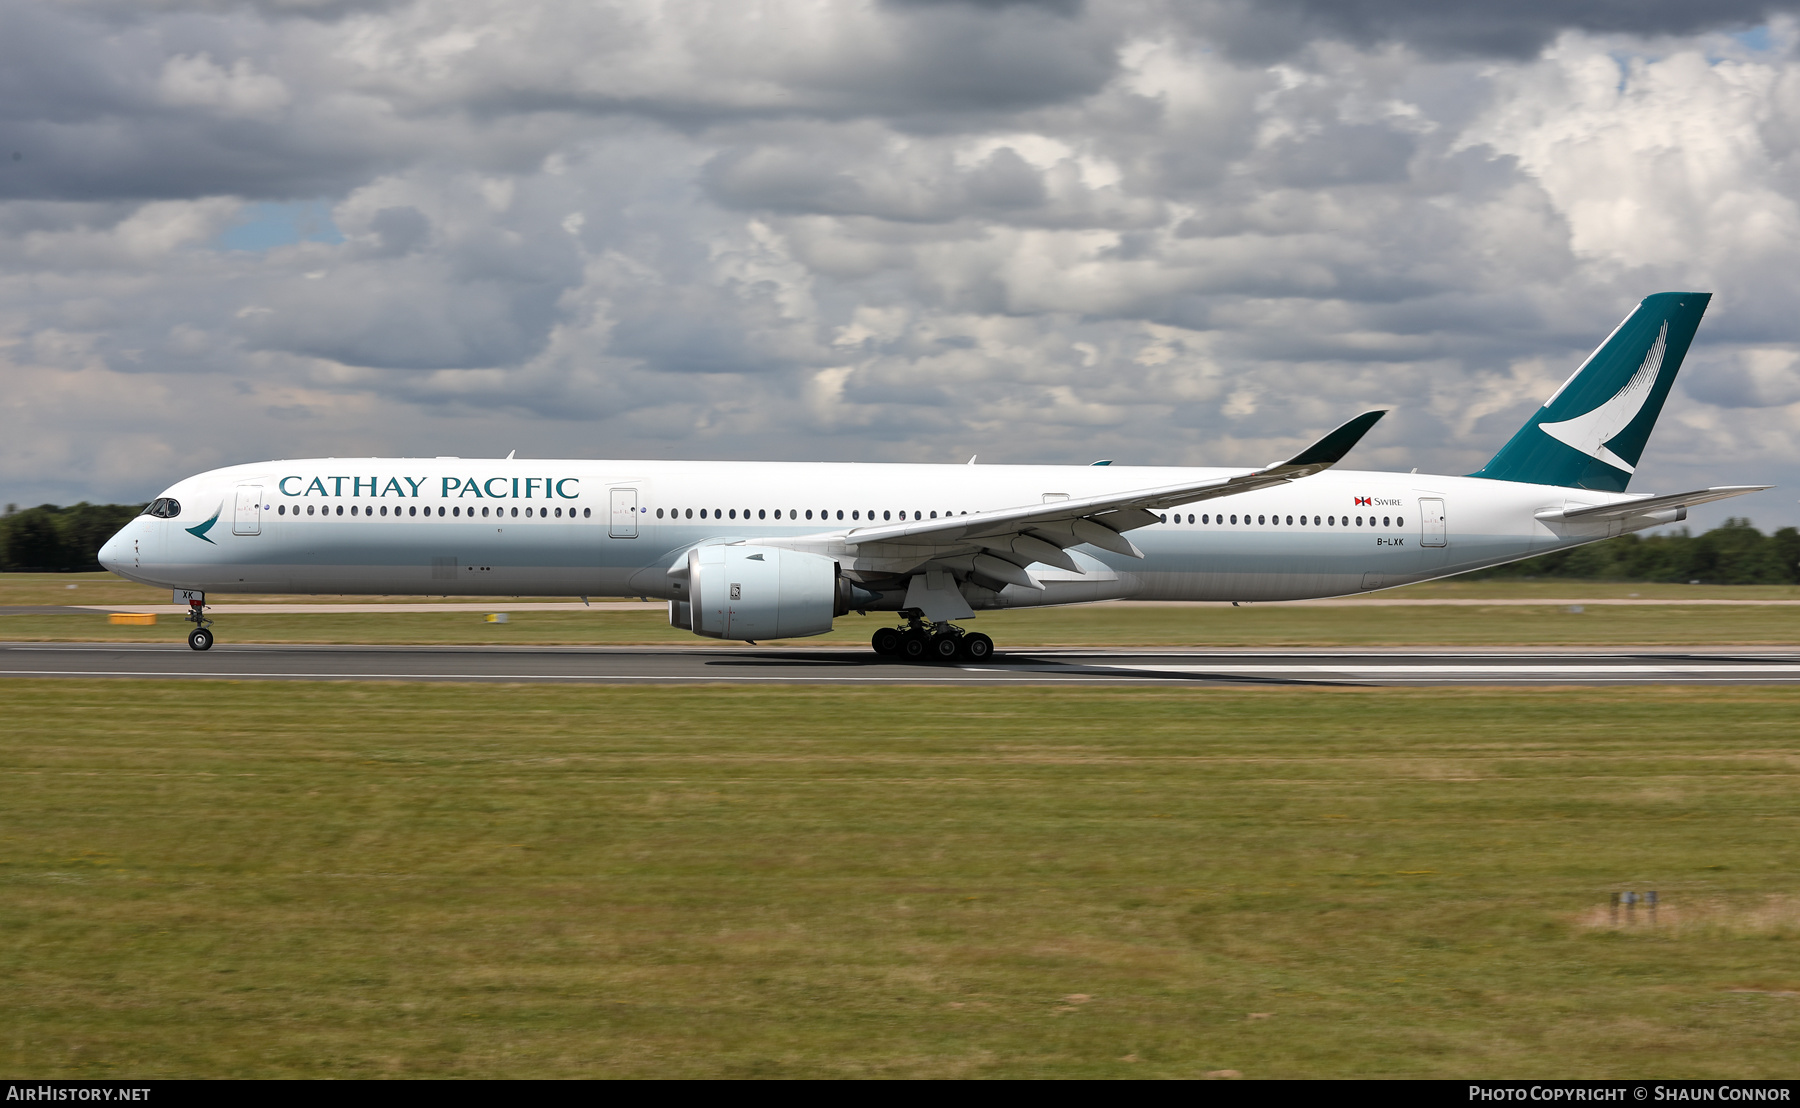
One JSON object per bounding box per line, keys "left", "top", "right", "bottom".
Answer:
{"left": 683, "top": 545, "right": 843, "bottom": 641}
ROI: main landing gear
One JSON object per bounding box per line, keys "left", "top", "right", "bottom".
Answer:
{"left": 185, "top": 596, "right": 214, "bottom": 651}
{"left": 870, "top": 613, "right": 993, "bottom": 663}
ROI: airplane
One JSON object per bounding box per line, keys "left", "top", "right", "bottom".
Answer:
{"left": 100, "top": 291, "right": 1770, "bottom": 658}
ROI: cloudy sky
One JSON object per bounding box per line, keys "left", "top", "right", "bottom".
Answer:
{"left": 4, "top": 0, "right": 1799, "bottom": 530}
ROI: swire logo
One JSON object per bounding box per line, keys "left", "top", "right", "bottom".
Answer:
{"left": 1354, "top": 496, "right": 1371, "bottom": 506}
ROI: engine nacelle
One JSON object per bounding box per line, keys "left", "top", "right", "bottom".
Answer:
{"left": 684, "top": 545, "right": 842, "bottom": 641}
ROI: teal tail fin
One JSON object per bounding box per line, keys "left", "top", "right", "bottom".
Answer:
{"left": 1470, "top": 292, "right": 1710, "bottom": 491}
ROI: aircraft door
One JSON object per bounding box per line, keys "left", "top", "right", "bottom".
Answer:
{"left": 1419, "top": 498, "right": 1446, "bottom": 547}
{"left": 233, "top": 485, "right": 263, "bottom": 536}
{"left": 610, "top": 488, "right": 639, "bottom": 539}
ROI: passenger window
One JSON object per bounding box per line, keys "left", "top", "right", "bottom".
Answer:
{"left": 837, "top": 510, "right": 844, "bottom": 520}
{"left": 1229, "top": 514, "right": 1237, "bottom": 524}
{"left": 883, "top": 511, "right": 891, "bottom": 520}
{"left": 1257, "top": 514, "right": 1264, "bottom": 525}
{"left": 805, "top": 510, "right": 813, "bottom": 520}
{"left": 852, "top": 510, "right": 859, "bottom": 519}
{"left": 1397, "top": 516, "right": 1404, "bottom": 527}
{"left": 1383, "top": 516, "right": 1390, "bottom": 527}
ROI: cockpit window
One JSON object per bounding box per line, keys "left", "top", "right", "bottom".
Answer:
{"left": 143, "top": 498, "right": 181, "bottom": 518}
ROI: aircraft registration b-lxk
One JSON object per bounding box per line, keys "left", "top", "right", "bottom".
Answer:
{"left": 101, "top": 292, "right": 1770, "bottom": 658}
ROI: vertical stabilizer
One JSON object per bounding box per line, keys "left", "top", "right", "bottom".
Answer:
{"left": 1470, "top": 292, "right": 1709, "bottom": 491}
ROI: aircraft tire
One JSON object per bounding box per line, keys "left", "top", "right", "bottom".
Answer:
{"left": 931, "top": 633, "right": 960, "bottom": 660}
{"left": 871, "top": 627, "right": 902, "bottom": 655}
{"left": 900, "top": 632, "right": 930, "bottom": 661}
{"left": 961, "top": 633, "right": 994, "bottom": 661}
{"left": 187, "top": 627, "right": 214, "bottom": 651}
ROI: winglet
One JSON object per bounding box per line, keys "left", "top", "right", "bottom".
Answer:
{"left": 1273, "top": 409, "right": 1388, "bottom": 474}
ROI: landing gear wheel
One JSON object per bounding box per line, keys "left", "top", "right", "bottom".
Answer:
{"left": 961, "top": 633, "right": 994, "bottom": 661}
{"left": 871, "top": 627, "right": 902, "bottom": 656}
{"left": 931, "top": 633, "right": 961, "bottom": 661}
{"left": 187, "top": 627, "right": 214, "bottom": 652}
{"left": 900, "top": 632, "right": 930, "bottom": 660}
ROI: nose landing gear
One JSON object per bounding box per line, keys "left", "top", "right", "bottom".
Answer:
{"left": 870, "top": 612, "right": 994, "bottom": 663}
{"left": 184, "top": 596, "right": 214, "bottom": 651}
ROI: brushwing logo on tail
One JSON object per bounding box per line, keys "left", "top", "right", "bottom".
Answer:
{"left": 185, "top": 503, "right": 222, "bottom": 545}
{"left": 1537, "top": 321, "right": 1667, "bottom": 474}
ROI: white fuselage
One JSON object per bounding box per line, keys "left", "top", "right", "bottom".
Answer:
{"left": 99, "top": 457, "right": 1665, "bottom": 608}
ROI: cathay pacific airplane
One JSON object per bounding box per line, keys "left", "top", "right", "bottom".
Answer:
{"left": 100, "top": 292, "right": 1768, "bottom": 658}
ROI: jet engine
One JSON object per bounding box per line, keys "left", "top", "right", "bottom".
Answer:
{"left": 671, "top": 544, "right": 850, "bottom": 641}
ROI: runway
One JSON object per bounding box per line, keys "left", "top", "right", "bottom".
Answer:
{"left": 4, "top": 641, "right": 1799, "bottom": 686}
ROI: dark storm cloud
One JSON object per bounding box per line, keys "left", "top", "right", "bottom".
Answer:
{"left": 0, "top": 1, "right": 409, "bottom": 202}
{"left": 1187, "top": 0, "right": 1800, "bottom": 60}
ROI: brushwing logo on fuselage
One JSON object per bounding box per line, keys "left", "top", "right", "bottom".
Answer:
{"left": 185, "top": 503, "right": 222, "bottom": 545}
{"left": 1537, "top": 321, "right": 1667, "bottom": 475}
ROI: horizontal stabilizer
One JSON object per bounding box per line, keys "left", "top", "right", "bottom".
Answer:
{"left": 1535, "top": 485, "right": 1771, "bottom": 524}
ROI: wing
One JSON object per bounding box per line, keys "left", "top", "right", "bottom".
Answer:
{"left": 765, "top": 409, "right": 1386, "bottom": 592}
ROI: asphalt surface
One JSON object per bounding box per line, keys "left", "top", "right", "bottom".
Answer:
{"left": 3, "top": 641, "right": 1799, "bottom": 686}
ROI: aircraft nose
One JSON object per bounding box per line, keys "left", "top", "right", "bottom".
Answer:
{"left": 97, "top": 528, "right": 129, "bottom": 573}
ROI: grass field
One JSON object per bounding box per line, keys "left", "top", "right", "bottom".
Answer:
{"left": 0, "top": 572, "right": 606, "bottom": 608}
{"left": 3, "top": 601, "right": 1796, "bottom": 647}
{"left": 3, "top": 681, "right": 1797, "bottom": 1078}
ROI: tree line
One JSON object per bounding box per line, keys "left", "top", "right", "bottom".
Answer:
{"left": 1, "top": 503, "right": 147, "bottom": 572}
{"left": 2, "top": 501, "right": 1798, "bottom": 583}
{"left": 1459, "top": 518, "right": 1800, "bottom": 584}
